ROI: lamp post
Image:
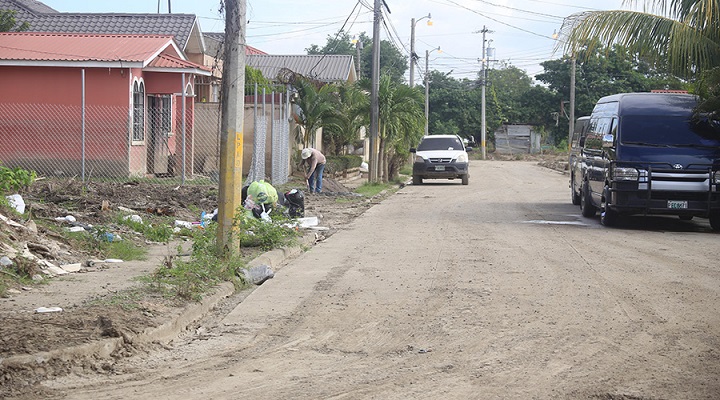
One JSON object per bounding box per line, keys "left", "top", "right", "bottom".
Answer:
{"left": 425, "top": 46, "right": 441, "bottom": 136}
{"left": 410, "top": 13, "right": 431, "bottom": 88}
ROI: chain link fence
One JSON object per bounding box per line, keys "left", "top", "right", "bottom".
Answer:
{"left": 1, "top": 85, "right": 295, "bottom": 187}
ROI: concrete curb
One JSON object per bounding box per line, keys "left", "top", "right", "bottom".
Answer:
{"left": 0, "top": 235, "right": 314, "bottom": 373}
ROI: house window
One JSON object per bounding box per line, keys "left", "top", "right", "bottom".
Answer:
{"left": 161, "top": 95, "right": 172, "bottom": 136}
{"left": 133, "top": 81, "right": 145, "bottom": 141}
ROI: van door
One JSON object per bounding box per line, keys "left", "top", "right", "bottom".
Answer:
{"left": 584, "top": 116, "right": 613, "bottom": 205}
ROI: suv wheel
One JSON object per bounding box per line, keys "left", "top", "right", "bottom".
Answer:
{"left": 412, "top": 175, "right": 422, "bottom": 185}
{"left": 710, "top": 212, "right": 720, "bottom": 231}
{"left": 461, "top": 174, "right": 469, "bottom": 185}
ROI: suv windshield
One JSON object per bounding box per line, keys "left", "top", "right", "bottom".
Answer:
{"left": 621, "top": 116, "right": 720, "bottom": 147}
{"left": 417, "top": 137, "right": 464, "bottom": 151}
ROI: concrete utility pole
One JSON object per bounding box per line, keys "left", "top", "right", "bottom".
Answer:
{"left": 369, "top": 0, "right": 381, "bottom": 182}
{"left": 425, "top": 46, "right": 440, "bottom": 136}
{"left": 479, "top": 26, "right": 491, "bottom": 160}
{"left": 217, "top": 0, "right": 246, "bottom": 254}
{"left": 569, "top": 56, "right": 576, "bottom": 151}
{"left": 409, "top": 14, "right": 430, "bottom": 88}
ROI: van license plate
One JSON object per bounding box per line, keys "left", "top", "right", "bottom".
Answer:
{"left": 667, "top": 200, "right": 688, "bottom": 209}
{"left": 435, "top": 166, "right": 445, "bottom": 171}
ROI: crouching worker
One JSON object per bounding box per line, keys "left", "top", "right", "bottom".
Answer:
{"left": 301, "top": 147, "right": 326, "bottom": 193}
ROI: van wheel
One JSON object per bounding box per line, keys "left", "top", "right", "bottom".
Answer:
{"left": 600, "top": 185, "right": 619, "bottom": 227}
{"left": 580, "top": 183, "right": 596, "bottom": 218}
{"left": 412, "top": 175, "right": 422, "bottom": 185}
{"left": 709, "top": 212, "right": 720, "bottom": 231}
{"left": 571, "top": 176, "right": 581, "bottom": 206}
{"left": 461, "top": 174, "right": 469, "bottom": 185}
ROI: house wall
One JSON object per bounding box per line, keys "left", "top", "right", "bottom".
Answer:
{"left": 0, "top": 66, "right": 131, "bottom": 177}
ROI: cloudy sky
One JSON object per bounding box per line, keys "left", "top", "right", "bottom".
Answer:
{"left": 41, "top": 0, "right": 629, "bottom": 81}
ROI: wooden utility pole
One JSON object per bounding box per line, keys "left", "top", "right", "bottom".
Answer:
{"left": 217, "top": 0, "right": 246, "bottom": 254}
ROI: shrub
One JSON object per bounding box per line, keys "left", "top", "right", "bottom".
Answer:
{"left": 0, "top": 164, "right": 36, "bottom": 194}
{"left": 325, "top": 155, "right": 363, "bottom": 175}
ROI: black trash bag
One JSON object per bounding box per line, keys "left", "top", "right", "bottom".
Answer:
{"left": 284, "top": 189, "right": 305, "bottom": 218}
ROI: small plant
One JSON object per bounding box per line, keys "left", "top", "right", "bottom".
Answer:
{"left": 355, "top": 182, "right": 393, "bottom": 197}
{"left": 66, "top": 227, "right": 147, "bottom": 261}
{"left": 117, "top": 214, "right": 173, "bottom": 243}
{"left": 0, "top": 164, "right": 36, "bottom": 194}
{"left": 237, "top": 208, "right": 299, "bottom": 250}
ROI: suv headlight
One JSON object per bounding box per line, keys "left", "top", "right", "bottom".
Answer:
{"left": 614, "top": 167, "right": 639, "bottom": 181}
{"left": 456, "top": 153, "right": 468, "bottom": 163}
{"left": 414, "top": 155, "right": 425, "bottom": 163}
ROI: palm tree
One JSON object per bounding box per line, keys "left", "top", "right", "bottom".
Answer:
{"left": 377, "top": 76, "right": 425, "bottom": 182}
{"left": 322, "top": 82, "right": 369, "bottom": 154}
{"left": 563, "top": 1, "right": 720, "bottom": 76}
{"left": 291, "top": 77, "right": 339, "bottom": 148}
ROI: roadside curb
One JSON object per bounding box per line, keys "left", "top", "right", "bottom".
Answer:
{"left": 0, "top": 234, "right": 315, "bottom": 374}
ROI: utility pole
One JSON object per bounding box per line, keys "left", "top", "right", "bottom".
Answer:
{"left": 569, "top": 56, "right": 576, "bottom": 151}
{"left": 479, "top": 26, "right": 491, "bottom": 160}
{"left": 355, "top": 40, "right": 363, "bottom": 79}
{"left": 425, "top": 46, "right": 440, "bottom": 136}
{"left": 217, "top": 0, "right": 246, "bottom": 254}
{"left": 409, "top": 14, "right": 431, "bottom": 88}
{"left": 369, "top": 0, "right": 381, "bottom": 182}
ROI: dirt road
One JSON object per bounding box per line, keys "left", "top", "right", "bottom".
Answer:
{"left": 44, "top": 161, "right": 720, "bottom": 399}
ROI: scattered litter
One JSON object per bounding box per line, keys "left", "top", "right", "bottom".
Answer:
{"left": 101, "top": 200, "right": 110, "bottom": 211}
{"left": 37, "top": 259, "right": 57, "bottom": 269}
{"left": 359, "top": 162, "right": 369, "bottom": 173}
{"left": 98, "top": 232, "right": 122, "bottom": 242}
{"left": 418, "top": 348, "right": 433, "bottom": 354}
{"left": 46, "top": 265, "right": 68, "bottom": 275}
{"left": 0, "top": 256, "right": 12, "bottom": 267}
{"left": 102, "top": 259, "right": 123, "bottom": 263}
{"left": 35, "top": 307, "right": 63, "bottom": 313}
{"left": 60, "top": 263, "right": 82, "bottom": 273}
{"left": 308, "top": 226, "right": 330, "bottom": 231}
{"left": 5, "top": 194, "right": 25, "bottom": 214}
{"left": 240, "top": 265, "right": 275, "bottom": 285}
{"left": 123, "top": 214, "right": 143, "bottom": 224}
{"left": 66, "top": 226, "right": 85, "bottom": 233}
{"left": 297, "top": 216, "right": 318, "bottom": 228}
{"left": 174, "top": 220, "right": 194, "bottom": 229}
{"left": 54, "top": 215, "right": 76, "bottom": 223}
{"left": 118, "top": 206, "right": 137, "bottom": 213}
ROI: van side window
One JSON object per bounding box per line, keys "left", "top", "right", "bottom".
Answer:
{"left": 584, "top": 117, "right": 610, "bottom": 150}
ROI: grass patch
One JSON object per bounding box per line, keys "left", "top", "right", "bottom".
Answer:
{"left": 66, "top": 229, "right": 148, "bottom": 261}
{"left": 355, "top": 182, "right": 394, "bottom": 197}
{"left": 87, "top": 287, "right": 146, "bottom": 311}
{"left": 116, "top": 214, "right": 174, "bottom": 243}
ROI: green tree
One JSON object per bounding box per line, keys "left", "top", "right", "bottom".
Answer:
{"left": 244, "top": 65, "right": 273, "bottom": 95}
{"left": 563, "top": 0, "right": 719, "bottom": 115}
{"left": 0, "top": 9, "right": 29, "bottom": 32}
{"left": 426, "top": 71, "right": 483, "bottom": 141}
{"left": 322, "top": 82, "right": 369, "bottom": 155}
{"left": 291, "top": 77, "right": 339, "bottom": 148}
{"left": 307, "top": 32, "right": 408, "bottom": 84}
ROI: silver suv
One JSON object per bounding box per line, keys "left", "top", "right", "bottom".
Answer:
{"left": 410, "top": 135, "right": 471, "bottom": 185}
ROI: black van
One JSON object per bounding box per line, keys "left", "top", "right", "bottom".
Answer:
{"left": 577, "top": 92, "right": 720, "bottom": 230}
{"left": 569, "top": 116, "right": 591, "bottom": 205}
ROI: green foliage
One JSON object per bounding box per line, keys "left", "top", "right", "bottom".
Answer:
{"left": 66, "top": 228, "right": 147, "bottom": 261}
{"left": 237, "top": 209, "right": 299, "bottom": 251}
{"left": 354, "top": 182, "right": 393, "bottom": 197}
{"left": 292, "top": 77, "right": 340, "bottom": 147}
{"left": 0, "top": 164, "right": 36, "bottom": 194}
{"left": 322, "top": 82, "right": 369, "bottom": 155}
{"left": 116, "top": 214, "right": 174, "bottom": 243}
{"left": 0, "top": 10, "right": 29, "bottom": 32}
{"left": 306, "top": 31, "right": 408, "bottom": 84}
{"left": 325, "top": 155, "right": 363, "bottom": 175}
{"left": 144, "top": 223, "right": 242, "bottom": 301}
{"left": 245, "top": 65, "right": 274, "bottom": 95}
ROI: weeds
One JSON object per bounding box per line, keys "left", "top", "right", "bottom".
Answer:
{"left": 355, "top": 182, "right": 394, "bottom": 197}
{"left": 116, "top": 214, "right": 174, "bottom": 243}
{"left": 66, "top": 228, "right": 148, "bottom": 261}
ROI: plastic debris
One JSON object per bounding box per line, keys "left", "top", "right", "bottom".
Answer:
{"left": 60, "top": 263, "right": 82, "bottom": 273}
{"left": 35, "top": 307, "right": 63, "bottom": 313}
{"left": 55, "top": 215, "right": 76, "bottom": 223}
{"left": 297, "top": 216, "right": 319, "bottom": 228}
{"left": 66, "top": 226, "right": 85, "bottom": 233}
{"left": 5, "top": 194, "right": 25, "bottom": 214}
{"left": 123, "top": 214, "right": 143, "bottom": 224}
{"left": 102, "top": 259, "right": 124, "bottom": 263}
{"left": 174, "top": 220, "right": 194, "bottom": 229}
{"left": 240, "top": 265, "right": 275, "bottom": 285}
{"left": 0, "top": 256, "right": 12, "bottom": 267}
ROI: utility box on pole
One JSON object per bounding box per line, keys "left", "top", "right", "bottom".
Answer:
{"left": 217, "top": 0, "right": 246, "bottom": 254}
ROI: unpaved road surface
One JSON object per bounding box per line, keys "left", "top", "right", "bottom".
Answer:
{"left": 42, "top": 161, "right": 720, "bottom": 399}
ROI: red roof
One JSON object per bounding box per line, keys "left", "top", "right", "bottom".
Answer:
{"left": 148, "top": 53, "right": 211, "bottom": 72}
{"left": 246, "top": 45, "right": 266, "bottom": 55}
{"left": 0, "top": 32, "right": 180, "bottom": 63}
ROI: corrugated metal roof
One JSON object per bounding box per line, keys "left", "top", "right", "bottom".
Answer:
{"left": 246, "top": 54, "right": 356, "bottom": 83}
{"left": 203, "top": 32, "right": 267, "bottom": 56}
{"left": 0, "top": 32, "right": 176, "bottom": 63}
{"left": 0, "top": 1, "right": 198, "bottom": 50}
{"left": 147, "top": 53, "right": 211, "bottom": 74}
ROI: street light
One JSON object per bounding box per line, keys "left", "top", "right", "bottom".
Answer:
{"left": 410, "top": 13, "right": 431, "bottom": 88}
{"left": 425, "top": 46, "right": 441, "bottom": 136}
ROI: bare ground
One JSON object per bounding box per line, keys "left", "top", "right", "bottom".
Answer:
{"left": 0, "top": 172, "right": 390, "bottom": 398}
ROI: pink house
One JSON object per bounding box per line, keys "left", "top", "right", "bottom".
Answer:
{"left": 0, "top": 32, "right": 211, "bottom": 178}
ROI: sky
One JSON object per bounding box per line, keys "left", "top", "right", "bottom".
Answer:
{"left": 40, "top": 0, "right": 629, "bottom": 82}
